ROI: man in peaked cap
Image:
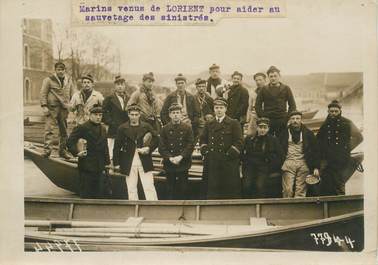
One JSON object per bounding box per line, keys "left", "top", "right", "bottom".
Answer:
{"left": 67, "top": 104, "right": 111, "bottom": 198}
{"left": 113, "top": 103, "right": 159, "bottom": 200}
{"left": 255, "top": 66, "right": 296, "bottom": 137}
{"left": 161, "top": 73, "right": 200, "bottom": 138}
{"left": 40, "top": 61, "right": 76, "bottom": 158}
{"left": 102, "top": 75, "right": 130, "bottom": 163}
{"left": 317, "top": 100, "right": 363, "bottom": 195}
{"left": 199, "top": 97, "right": 243, "bottom": 199}
{"left": 278, "top": 111, "right": 320, "bottom": 198}
{"left": 70, "top": 74, "right": 104, "bottom": 125}
{"left": 127, "top": 72, "right": 162, "bottom": 132}
{"left": 207, "top": 63, "right": 229, "bottom": 99}
{"left": 159, "top": 103, "right": 195, "bottom": 199}
{"left": 241, "top": 117, "right": 284, "bottom": 198}
{"left": 225, "top": 71, "right": 249, "bottom": 127}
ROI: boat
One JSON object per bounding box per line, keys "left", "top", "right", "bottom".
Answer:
{"left": 24, "top": 141, "right": 364, "bottom": 199}
{"left": 301, "top": 109, "right": 319, "bottom": 120}
{"left": 24, "top": 195, "right": 364, "bottom": 251}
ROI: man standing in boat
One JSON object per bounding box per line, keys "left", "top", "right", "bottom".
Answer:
{"left": 102, "top": 76, "right": 129, "bottom": 164}
{"left": 113, "top": 104, "right": 159, "bottom": 200}
{"left": 158, "top": 103, "right": 195, "bottom": 199}
{"left": 127, "top": 72, "right": 162, "bottom": 132}
{"left": 241, "top": 117, "right": 284, "bottom": 198}
{"left": 278, "top": 111, "right": 320, "bottom": 198}
{"left": 207, "top": 64, "right": 229, "bottom": 99}
{"left": 39, "top": 61, "right": 76, "bottom": 158}
{"left": 70, "top": 74, "right": 104, "bottom": 125}
{"left": 200, "top": 98, "right": 243, "bottom": 199}
{"left": 317, "top": 100, "right": 363, "bottom": 195}
{"left": 255, "top": 66, "right": 296, "bottom": 137}
{"left": 67, "top": 105, "right": 111, "bottom": 199}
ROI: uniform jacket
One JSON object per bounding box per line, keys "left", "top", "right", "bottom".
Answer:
{"left": 67, "top": 120, "right": 110, "bottom": 173}
{"left": 255, "top": 83, "right": 296, "bottom": 119}
{"left": 70, "top": 90, "right": 104, "bottom": 125}
{"left": 278, "top": 125, "right": 320, "bottom": 172}
{"left": 317, "top": 115, "right": 363, "bottom": 163}
{"left": 113, "top": 121, "right": 159, "bottom": 175}
{"left": 102, "top": 93, "right": 129, "bottom": 138}
{"left": 226, "top": 84, "right": 250, "bottom": 122}
{"left": 160, "top": 91, "right": 201, "bottom": 128}
{"left": 158, "top": 121, "right": 195, "bottom": 172}
{"left": 40, "top": 74, "right": 76, "bottom": 108}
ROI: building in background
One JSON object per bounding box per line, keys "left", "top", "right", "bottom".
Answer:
{"left": 23, "top": 19, "right": 53, "bottom": 104}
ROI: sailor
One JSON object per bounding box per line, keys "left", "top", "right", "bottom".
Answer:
{"left": 226, "top": 71, "right": 250, "bottom": 127}
{"left": 113, "top": 103, "right": 159, "bottom": 200}
{"left": 158, "top": 103, "right": 195, "bottom": 199}
{"left": 39, "top": 61, "right": 76, "bottom": 158}
{"left": 127, "top": 72, "right": 162, "bottom": 132}
{"left": 278, "top": 111, "right": 320, "bottom": 198}
{"left": 317, "top": 100, "right": 363, "bottom": 195}
{"left": 200, "top": 97, "right": 243, "bottom": 199}
{"left": 241, "top": 117, "right": 284, "bottom": 198}
{"left": 70, "top": 74, "right": 104, "bottom": 125}
{"left": 194, "top": 78, "right": 214, "bottom": 139}
{"left": 102, "top": 75, "right": 129, "bottom": 163}
{"left": 206, "top": 64, "right": 230, "bottom": 99}
{"left": 67, "top": 105, "right": 111, "bottom": 199}
{"left": 255, "top": 66, "right": 296, "bottom": 137}
{"left": 160, "top": 73, "right": 201, "bottom": 138}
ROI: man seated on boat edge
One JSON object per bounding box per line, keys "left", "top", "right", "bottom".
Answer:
{"left": 67, "top": 105, "right": 111, "bottom": 199}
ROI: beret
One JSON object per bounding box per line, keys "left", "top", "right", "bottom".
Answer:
{"left": 195, "top": 78, "right": 207, "bottom": 86}
{"left": 209, "top": 64, "right": 220, "bottom": 70}
{"left": 213, "top": 97, "right": 228, "bottom": 107}
{"left": 81, "top": 74, "right": 94, "bottom": 83}
{"left": 143, "top": 72, "right": 155, "bottom": 81}
{"left": 174, "top": 73, "right": 187, "bottom": 82}
{"left": 328, "top": 100, "right": 342, "bottom": 109}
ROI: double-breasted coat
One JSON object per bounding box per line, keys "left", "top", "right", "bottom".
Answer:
{"left": 158, "top": 122, "right": 195, "bottom": 172}
{"left": 113, "top": 121, "right": 159, "bottom": 175}
{"left": 200, "top": 116, "right": 243, "bottom": 199}
{"left": 102, "top": 93, "right": 129, "bottom": 138}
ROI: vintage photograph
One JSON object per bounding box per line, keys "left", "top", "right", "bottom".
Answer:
{"left": 21, "top": 1, "right": 367, "bottom": 255}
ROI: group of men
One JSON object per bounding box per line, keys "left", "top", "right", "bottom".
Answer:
{"left": 39, "top": 62, "right": 363, "bottom": 199}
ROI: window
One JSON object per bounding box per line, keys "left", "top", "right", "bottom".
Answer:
{"left": 24, "top": 44, "right": 29, "bottom": 67}
{"left": 24, "top": 78, "right": 31, "bottom": 103}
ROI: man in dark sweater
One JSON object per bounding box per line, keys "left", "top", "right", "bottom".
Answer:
{"left": 255, "top": 66, "right": 296, "bottom": 137}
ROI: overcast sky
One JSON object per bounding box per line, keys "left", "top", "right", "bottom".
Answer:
{"left": 23, "top": 0, "right": 365, "bottom": 75}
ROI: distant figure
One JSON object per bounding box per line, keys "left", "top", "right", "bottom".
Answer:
{"left": 127, "top": 72, "right": 162, "bottom": 132}
{"left": 113, "top": 104, "right": 159, "bottom": 200}
{"left": 39, "top": 61, "right": 76, "bottom": 158}
{"left": 194, "top": 78, "right": 214, "bottom": 139}
{"left": 225, "top": 71, "right": 250, "bottom": 127}
{"left": 67, "top": 105, "right": 110, "bottom": 199}
{"left": 102, "top": 76, "right": 129, "bottom": 163}
{"left": 200, "top": 98, "right": 243, "bottom": 199}
{"left": 206, "top": 64, "right": 229, "bottom": 99}
{"left": 70, "top": 74, "right": 104, "bottom": 125}
{"left": 246, "top": 72, "right": 267, "bottom": 136}
{"left": 159, "top": 103, "right": 195, "bottom": 199}
{"left": 317, "top": 100, "right": 363, "bottom": 196}
{"left": 160, "top": 73, "right": 200, "bottom": 138}
{"left": 255, "top": 66, "right": 296, "bottom": 137}
{"left": 278, "top": 111, "right": 320, "bottom": 198}
{"left": 241, "top": 117, "right": 284, "bottom": 198}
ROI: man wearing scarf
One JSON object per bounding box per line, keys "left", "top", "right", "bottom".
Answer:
{"left": 127, "top": 72, "right": 162, "bottom": 132}
{"left": 278, "top": 111, "right": 320, "bottom": 198}
{"left": 317, "top": 100, "right": 363, "bottom": 195}
{"left": 206, "top": 64, "right": 230, "bottom": 99}
{"left": 194, "top": 78, "right": 214, "bottom": 139}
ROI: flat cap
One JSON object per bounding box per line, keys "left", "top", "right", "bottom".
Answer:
{"left": 231, "top": 71, "right": 243, "bottom": 78}
{"left": 256, "top": 117, "right": 270, "bottom": 126}
{"left": 213, "top": 97, "right": 228, "bottom": 107}
{"left": 143, "top": 72, "right": 155, "bottom": 81}
{"left": 209, "top": 64, "right": 220, "bottom": 71}
{"left": 253, "top": 72, "right": 266, "bottom": 80}
{"left": 81, "top": 74, "right": 94, "bottom": 83}
{"left": 89, "top": 104, "right": 103, "bottom": 113}
{"left": 114, "top": 75, "right": 126, "bottom": 84}
{"left": 328, "top": 100, "right": 342, "bottom": 109}
{"left": 127, "top": 103, "right": 141, "bottom": 112}
{"left": 174, "top": 73, "right": 187, "bottom": 82}
{"left": 54, "top": 61, "right": 66, "bottom": 69}
{"left": 288, "top": 110, "right": 303, "bottom": 118}
{"left": 195, "top": 78, "right": 207, "bottom": 86}
{"left": 168, "top": 103, "right": 183, "bottom": 112}
{"left": 267, "top": 66, "right": 280, "bottom": 75}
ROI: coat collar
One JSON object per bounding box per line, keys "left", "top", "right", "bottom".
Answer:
{"left": 110, "top": 93, "right": 124, "bottom": 110}
{"left": 122, "top": 121, "right": 149, "bottom": 140}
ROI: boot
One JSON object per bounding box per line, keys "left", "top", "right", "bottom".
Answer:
{"left": 59, "top": 149, "right": 72, "bottom": 159}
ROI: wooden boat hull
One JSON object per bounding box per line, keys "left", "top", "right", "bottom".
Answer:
{"left": 302, "top": 109, "right": 319, "bottom": 120}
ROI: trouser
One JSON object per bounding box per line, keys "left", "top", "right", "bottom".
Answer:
{"left": 79, "top": 170, "right": 104, "bottom": 199}
{"left": 107, "top": 138, "right": 114, "bottom": 161}
{"left": 268, "top": 117, "right": 287, "bottom": 137}
{"left": 242, "top": 166, "right": 269, "bottom": 199}
{"left": 166, "top": 170, "right": 189, "bottom": 200}
{"left": 282, "top": 159, "right": 309, "bottom": 198}
{"left": 320, "top": 160, "right": 347, "bottom": 196}
{"left": 44, "top": 106, "right": 68, "bottom": 153}
{"left": 127, "top": 166, "right": 158, "bottom": 200}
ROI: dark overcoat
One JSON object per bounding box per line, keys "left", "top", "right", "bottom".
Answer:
{"left": 200, "top": 116, "right": 243, "bottom": 199}
{"left": 113, "top": 121, "right": 159, "bottom": 175}
{"left": 158, "top": 122, "right": 194, "bottom": 172}
{"left": 226, "top": 85, "right": 250, "bottom": 122}
{"left": 102, "top": 93, "right": 129, "bottom": 138}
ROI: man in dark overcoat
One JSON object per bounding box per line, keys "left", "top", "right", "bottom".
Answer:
{"left": 159, "top": 103, "right": 195, "bottom": 199}
{"left": 67, "top": 105, "right": 111, "bottom": 198}
{"left": 102, "top": 75, "right": 129, "bottom": 163}
{"left": 317, "top": 100, "right": 363, "bottom": 195}
{"left": 113, "top": 104, "right": 159, "bottom": 200}
{"left": 241, "top": 117, "right": 284, "bottom": 198}
{"left": 200, "top": 98, "right": 243, "bottom": 199}
{"left": 160, "top": 74, "right": 201, "bottom": 138}
{"left": 194, "top": 78, "right": 214, "bottom": 140}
